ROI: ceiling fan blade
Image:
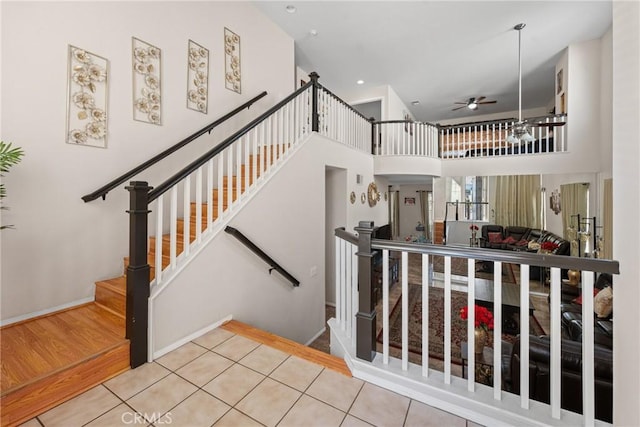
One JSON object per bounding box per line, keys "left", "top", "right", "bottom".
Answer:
{"left": 478, "top": 100, "right": 497, "bottom": 105}
{"left": 475, "top": 96, "right": 486, "bottom": 102}
{"left": 451, "top": 105, "right": 467, "bottom": 111}
{"left": 530, "top": 121, "right": 566, "bottom": 127}
{"left": 453, "top": 102, "right": 467, "bottom": 105}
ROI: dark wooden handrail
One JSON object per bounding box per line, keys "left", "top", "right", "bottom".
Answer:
{"left": 82, "top": 91, "right": 268, "bottom": 202}
{"left": 225, "top": 226, "right": 300, "bottom": 287}
{"left": 148, "top": 79, "right": 315, "bottom": 202}
{"left": 372, "top": 119, "right": 439, "bottom": 127}
{"left": 437, "top": 113, "right": 567, "bottom": 131}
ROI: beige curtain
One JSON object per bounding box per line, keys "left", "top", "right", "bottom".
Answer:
{"left": 603, "top": 178, "right": 613, "bottom": 259}
{"left": 418, "top": 190, "right": 431, "bottom": 240}
{"left": 494, "top": 175, "right": 542, "bottom": 228}
{"left": 561, "top": 182, "right": 589, "bottom": 256}
{"left": 389, "top": 190, "right": 400, "bottom": 240}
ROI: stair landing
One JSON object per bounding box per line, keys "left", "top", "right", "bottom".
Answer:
{"left": 0, "top": 303, "right": 129, "bottom": 427}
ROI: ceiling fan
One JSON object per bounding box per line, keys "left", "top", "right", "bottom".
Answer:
{"left": 508, "top": 23, "right": 566, "bottom": 144}
{"left": 451, "top": 96, "right": 496, "bottom": 111}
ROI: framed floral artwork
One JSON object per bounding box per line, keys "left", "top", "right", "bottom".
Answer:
{"left": 224, "top": 27, "right": 241, "bottom": 94}
{"left": 186, "top": 40, "right": 209, "bottom": 114}
{"left": 66, "top": 45, "right": 109, "bottom": 148}
{"left": 132, "top": 37, "right": 162, "bottom": 125}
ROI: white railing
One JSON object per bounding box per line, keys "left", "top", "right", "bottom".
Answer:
{"left": 333, "top": 230, "right": 617, "bottom": 426}
{"left": 372, "top": 120, "right": 440, "bottom": 157}
{"left": 148, "top": 85, "right": 312, "bottom": 294}
{"left": 439, "top": 114, "right": 567, "bottom": 159}
{"left": 317, "top": 85, "right": 372, "bottom": 153}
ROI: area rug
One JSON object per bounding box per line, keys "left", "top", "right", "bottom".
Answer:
{"left": 378, "top": 283, "right": 545, "bottom": 365}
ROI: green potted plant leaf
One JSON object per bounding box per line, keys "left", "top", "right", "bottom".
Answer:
{"left": 0, "top": 141, "right": 25, "bottom": 229}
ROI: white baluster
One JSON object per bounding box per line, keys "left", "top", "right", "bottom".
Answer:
{"left": 217, "top": 154, "right": 224, "bottom": 221}
{"left": 383, "top": 249, "right": 390, "bottom": 364}
{"left": 182, "top": 175, "right": 190, "bottom": 256}
{"left": 401, "top": 251, "right": 409, "bottom": 371}
{"left": 183, "top": 176, "right": 191, "bottom": 257}
{"left": 195, "top": 168, "right": 202, "bottom": 243}
{"left": 444, "top": 256, "right": 452, "bottom": 383}
{"left": 226, "top": 146, "right": 233, "bottom": 215}
{"left": 155, "top": 195, "right": 164, "bottom": 285}
{"left": 335, "top": 237, "right": 342, "bottom": 327}
{"left": 169, "top": 185, "right": 178, "bottom": 269}
{"left": 467, "top": 258, "right": 476, "bottom": 392}
{"left": 207, "top": 159, "right": 213, "bottom": 228}
{"left": 520, "top": 264, "right": 530, "bottom": 409}
{"left": 550, "top": 267, "right": 562, "bottom": 419}
{"left": 493, "top": 261, "right": 503, "bottom": 400}
{"left": 422, "top": 253, "right": 429, "bottom": 377}
{"left": 582, "top": 271, "right": 595, "bottom": 425}
{"left": 351, "top": 243, "right": 358, "bottom": 348}
{"left": 341, "top": 239, "right": 353, "bottom": 338}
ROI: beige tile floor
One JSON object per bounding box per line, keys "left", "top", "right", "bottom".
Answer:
{"left": 22, "top": 327, "right": 483, "bottom": 427}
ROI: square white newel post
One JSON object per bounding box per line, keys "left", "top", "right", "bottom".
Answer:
{"left": 354, "top": 221, "right": 377, "bottom": 362}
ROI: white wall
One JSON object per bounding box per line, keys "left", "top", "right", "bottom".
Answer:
{"left": 152, "top": 134, "right": 385, "bottom": 350}
{"left": 0, "top": 1, "right": 294, "bottom": 321}
{"left": 344, "top": 84, "right": 414, "bottom": 122}
{"left": 325, "top": 167, "right": 347, "bottom": 305}
{"left": 611, "top": 2, "right": 640, "bottom": 425}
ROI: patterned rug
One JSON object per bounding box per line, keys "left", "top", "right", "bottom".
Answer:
{"left": 378, "top": 283, "right": 545, "bottom": 365}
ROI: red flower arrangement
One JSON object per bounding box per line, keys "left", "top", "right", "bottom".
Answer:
{"left": 469, "top": 224, "right": 479, "bottom": 231}
{"left": 460, "top": 304, "right": 494, "bottom": 331}
{"left": 540, "top": 241, "right": 560, "bottom": 252}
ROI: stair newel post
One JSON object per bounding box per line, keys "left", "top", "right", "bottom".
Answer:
{"left": 309, "top": 72, "right": 320, "bottom": 132}
{"left": 125, "top": 181, "right": 153, "bottom": 368}
{"left": 354, "top": 221, "right": 377, "bottom": 362}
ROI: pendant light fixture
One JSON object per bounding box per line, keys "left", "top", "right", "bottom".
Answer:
{"left": 507, "top": 23, "right": 534, "bottom": 144}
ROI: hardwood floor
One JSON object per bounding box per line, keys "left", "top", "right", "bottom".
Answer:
{"left": 0, "top": 303, "right": 129, "bottom": 426}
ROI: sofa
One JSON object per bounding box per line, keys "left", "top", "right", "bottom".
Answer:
{"left": 507, "top": 335, "right": 612, "bottom": 422}
{"left": 479, "top": 225, "right": 570, "bottom": 279}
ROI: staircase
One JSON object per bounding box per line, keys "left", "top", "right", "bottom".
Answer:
{"left": 0, "top": 147, "right": 287, "bottom": 426}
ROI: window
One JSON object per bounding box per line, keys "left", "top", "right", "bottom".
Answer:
{"left": 447, "top": 176, "right": 488, "bottom": 221}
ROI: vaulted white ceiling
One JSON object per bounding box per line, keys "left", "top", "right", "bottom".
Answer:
{"left": 255, "top": 1, "right": 612, "bottom": 123}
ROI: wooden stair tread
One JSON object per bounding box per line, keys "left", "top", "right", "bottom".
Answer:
{"left": 0, "top": 302, "right": 126, "bottom": 394}
{"left": 95, "top": 276, "right": 125, "bottom": 294}
{"left": 221, "top": 320, "right": 351, "bottom": 377}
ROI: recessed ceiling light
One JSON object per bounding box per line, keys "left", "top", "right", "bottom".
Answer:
{"left": 285, "top": 5, "right": 296, "bottom": 13}
{"left": 309, "top": 29, "right": 318, "bottom": 36}
{"left": 411, "top": 101, "right": 420, "bottom": 105}
{"left": 356, "top": 80, "right": 364, "bottom": 85}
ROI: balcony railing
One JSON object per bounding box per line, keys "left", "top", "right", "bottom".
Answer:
{"left": 333, "top": 222, "right": 618, "bottom": 426}
{"left": 438, "top": 114, "right": 567, "bottom": 159}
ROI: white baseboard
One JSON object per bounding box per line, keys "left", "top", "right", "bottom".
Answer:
{"left": 152, "top": 315, "right": 233, "bottom": 361}
{"left": 1, "top": 296, "right": 95, "bottom": 327}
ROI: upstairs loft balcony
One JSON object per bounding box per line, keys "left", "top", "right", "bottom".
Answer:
{"left": 371, "top": 114, "right": 567, "bottom": 161}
